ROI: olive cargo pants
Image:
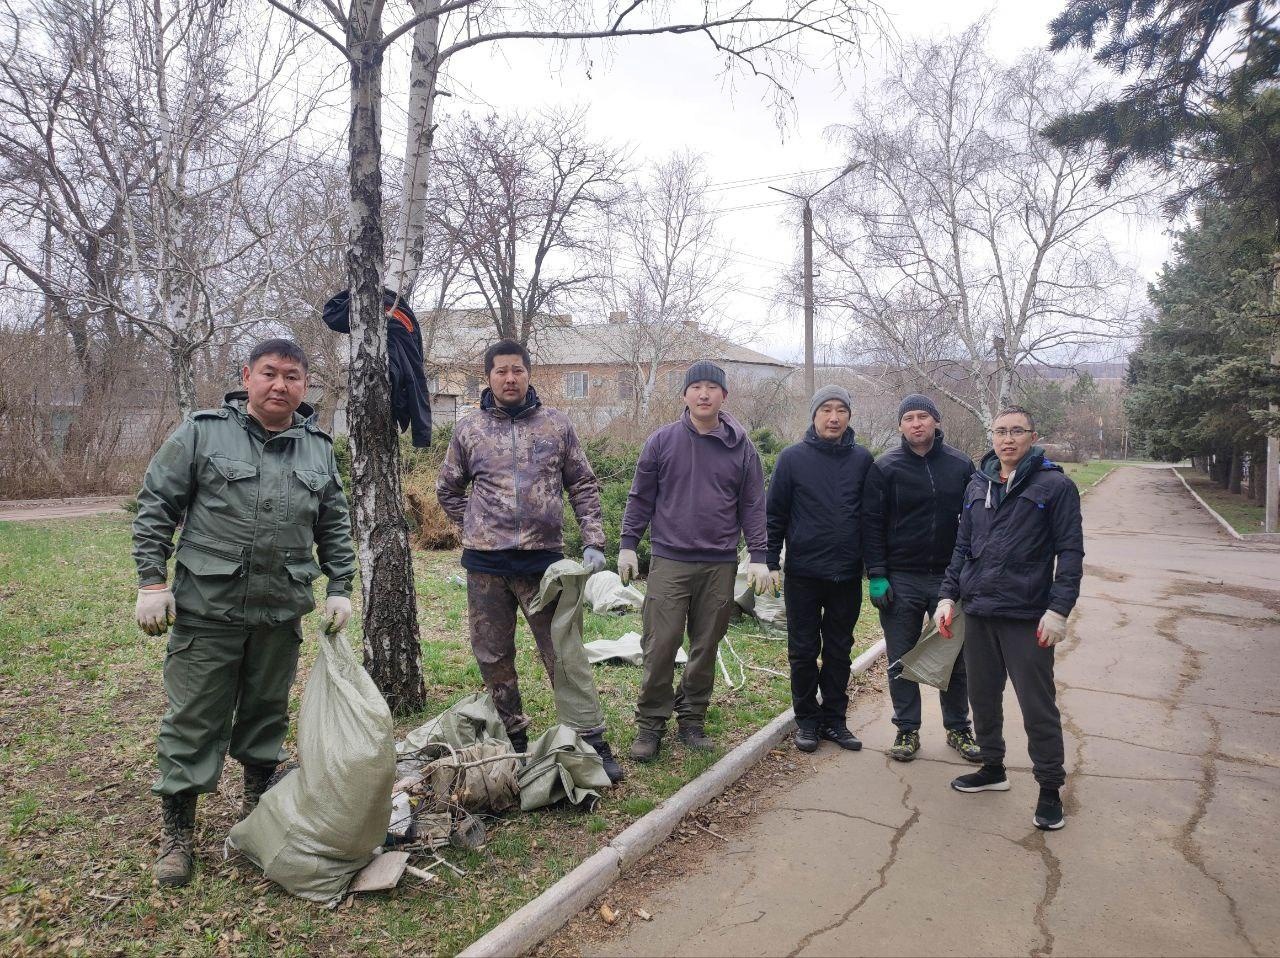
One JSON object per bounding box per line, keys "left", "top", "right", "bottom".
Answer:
{"left": 153, "top": 613, "right": 303, "bottom": 797}
{"left": 635, "top": 557, "right": 738, "bottom": 733}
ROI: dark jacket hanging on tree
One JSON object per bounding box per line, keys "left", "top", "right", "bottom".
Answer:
{"left": 322, "top": 288, "right": 433, "bottom": 448}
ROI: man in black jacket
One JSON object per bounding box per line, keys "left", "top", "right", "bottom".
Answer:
{"left": 767, "top": 386, "right": 874, "bottom": 752}
{"left": 863, "top": 394, "right": 981, "bottom": 763}
{"left": 935, "top": 405, "right": 1084, "bottom": 832}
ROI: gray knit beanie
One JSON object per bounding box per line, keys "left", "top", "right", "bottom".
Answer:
{"left": 810, "top": 385, "right": 852, "bottom": 423}
{"left": 898, "top": 393, "right": 941, "bottom": 423}
{"left": 682, "top": 359, "right": 728, "bottom": 394}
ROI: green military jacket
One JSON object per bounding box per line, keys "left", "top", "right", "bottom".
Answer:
{"left": 132, "top": 392, "right": 356, "bottom": 625}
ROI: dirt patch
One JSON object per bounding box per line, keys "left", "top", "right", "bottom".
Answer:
{"left": 1085, "top": 564, "right": 1129, "bottom": 583}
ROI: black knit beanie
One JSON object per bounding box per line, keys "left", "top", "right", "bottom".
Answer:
{"left": 683, "top": 360, "right": 728, "bottom": 394}
{"left": 898, "top": 393, "right": 941, "bottom": 422}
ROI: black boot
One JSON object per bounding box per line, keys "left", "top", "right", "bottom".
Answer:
{"left": 508, "top": 728, "right": 529, "bottom": 755}
{"left": 154, "top": 794, "right": 197, "bottom": 888}
{"left": 240, "top": 763, "right": 277, "bottom": 819}
{"left": 583, "top": 732, "right": 626, "bottom": 784}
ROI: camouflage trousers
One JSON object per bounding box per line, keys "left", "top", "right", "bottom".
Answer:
{"left": 466, "top": 571, "right": 606, "bottom": 736}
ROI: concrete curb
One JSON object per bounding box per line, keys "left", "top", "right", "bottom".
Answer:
{"left": 458, "top": 638, "right": 888, "bottom": 958}
{"left": 1169, "top": 466, "right": 1280, "bottom": 544}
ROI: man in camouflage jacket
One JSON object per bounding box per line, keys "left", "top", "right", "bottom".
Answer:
{"left": 436, "top": 339, "right": 623, "bottom": 783}
{"left": 132, "top": 339, "right": 355, "bottom": 887}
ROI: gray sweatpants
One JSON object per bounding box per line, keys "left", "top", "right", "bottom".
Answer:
{"left": 963, "top": 615, "right": 1065, "bottom": 789}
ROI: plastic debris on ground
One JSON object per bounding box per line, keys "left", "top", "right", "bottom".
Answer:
{"left": 584, "top": 631, "right": 688, "bottom": 667}
{"left": 583, "top": 569, "right": 645, "bottom": 614}
{"left": 734, "top": 559, "right": 787, "bottom": 631}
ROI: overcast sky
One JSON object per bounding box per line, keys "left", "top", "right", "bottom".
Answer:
{"left": 380, "top": 0, "right": 1172, "bottom": 364}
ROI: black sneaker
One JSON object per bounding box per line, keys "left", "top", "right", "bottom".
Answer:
{"left": 951, "top": 764, "right": 1011, "bottom": 792}
{"left": 889, "top": 729, "right": 921, "bottom": 762}
{"left": 1034, "top": 787, "right": 1065, "bottom": 830}
{"left": 819, "top": 725, "right": 863, "bottom": 751}
{"left": 793, "top": 726, "right": 820, "bottom": 753}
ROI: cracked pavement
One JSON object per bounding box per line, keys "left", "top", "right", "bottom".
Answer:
{"left": 587, "top": 467, "right": 1280, "bottom": 957}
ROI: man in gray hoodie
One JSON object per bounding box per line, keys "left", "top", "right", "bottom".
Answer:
{"left": 619, "top": 360, "right": 771, "bottom": 762}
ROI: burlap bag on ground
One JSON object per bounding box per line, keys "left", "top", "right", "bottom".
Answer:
{"left": 517, "top": 725, "right": 611, "bottom": 811}
{"left": 397, "top": 690, "right": 509, "bottom": 755}
{"left": 897, "top": 607, "right": 967, "bottom": 691}
{"left": 227, "top": 630, "right": 396, "bottom": 905}
{"left": 583, "top": 570, "right": 644, "bottom": 614}
{"left": 423, "top": 740, "right": 519, "bottom": 814}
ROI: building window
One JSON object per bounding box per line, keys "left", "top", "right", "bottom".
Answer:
{"left": 565, "top": 371, "right": 589, "bottom": 399}
{"left": 618, "top": 371, "right": 637, "bottom": 400}
{"left": 465, "top": 375, "right": 482, "bottom": 400}
{"left": 667, "top": 369, "right": 684, "bottom": 390}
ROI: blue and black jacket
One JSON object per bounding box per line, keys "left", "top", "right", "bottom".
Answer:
{"left": 939, "top": 447, "right": 1084, "bottom": 619}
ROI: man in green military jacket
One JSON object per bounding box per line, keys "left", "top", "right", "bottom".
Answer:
{"left": 132, "top": 338, "right": 355, "bottom": 888}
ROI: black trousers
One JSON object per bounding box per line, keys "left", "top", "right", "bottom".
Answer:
{"left": 880, "top": 571, "right": 971, "bottom": 733}
{"left": 785, "top": 574, "right": 862, "bottom": 729}
{"left": 964, "top": 615, "right": 1065, "bottom": 788}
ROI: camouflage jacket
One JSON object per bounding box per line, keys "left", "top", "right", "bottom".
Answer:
{"left": 132, "top": 392, "right": 355, "bottom": 625}
{"left": 436, "top": 387, "right": 604, "bottom": 553}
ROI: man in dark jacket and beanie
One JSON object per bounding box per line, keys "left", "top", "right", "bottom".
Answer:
{"left": 863, "top": 393, "right": 981, "bottom": 763}
{"left": 767, "top": 386, "right": 873, "bottom": 752}
{"left": 436, "top": 339, "right": 623, "bottom": 783}
{"left": 935, "top": 405, "right": 1084, "bottom": 831}
{"left": 619, "top": 360, "right": 770, "bottom": 762}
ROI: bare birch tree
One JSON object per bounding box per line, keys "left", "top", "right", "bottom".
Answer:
{"left": 816, "top": 26, "right": 1150, "bottom": 431}
{"left": 591, "top": 152, "right": 732, "bottom": 420}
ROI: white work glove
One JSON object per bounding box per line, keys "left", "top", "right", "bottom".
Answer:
{"left": 321, "top": 595, "right": 353, "bottom": 635}
{"left": 136, "top": 587, "right": 176, "bottom": 636}
{"left": 747, "top": 563, "right": 776, "bottom": 596}
{"left": 1037, "top": 610, "right": 1068, "bottom": 647}
{"left": 582, "top": 547, "right": 606, "bottom": 575}
{"left": 934, "top": 598, "right": 956, "bottom": 639}
{"left": 618, "top": 548, "right": 639, "bottom": 585}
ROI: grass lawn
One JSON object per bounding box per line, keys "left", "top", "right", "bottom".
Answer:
{"left": 1061, "top": 459, "right": 1123, "bottom": 491}
{"left": 0, "top": 513, "right": 879, "bottom": 956}
{"left": 1174, "top": 467, "right": 1268, "bottom": 535}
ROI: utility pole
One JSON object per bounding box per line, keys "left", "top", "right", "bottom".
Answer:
{"left": 1268, "top": 255, "right": 1280, "bottom": 532}
{"left": 771, "top": 163, "right": 860, "bottom": 398}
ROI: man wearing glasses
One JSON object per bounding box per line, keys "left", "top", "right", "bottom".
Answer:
{"left": 934, "top": 406, "right": 1084, "bottom": 831}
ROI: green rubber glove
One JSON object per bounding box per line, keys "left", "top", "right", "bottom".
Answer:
{"left": 868, "top": 576, "right": 893, "bottom": 610}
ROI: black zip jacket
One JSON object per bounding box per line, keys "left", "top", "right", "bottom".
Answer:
{"left": 862, "top": 430, "right": 975, "bottom": 578}
{"left": 323, "top": 288, "right": 433, "bottom": 448}
{"left": 939, "top": 447, "right": 1085, "bottom": 619}
{"left": 765, "top": 426, "right": 873, "bottom": 581}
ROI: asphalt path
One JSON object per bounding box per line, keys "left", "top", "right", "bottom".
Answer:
{"left": 590, "top": 466, "right": 1280, "bottom": 958}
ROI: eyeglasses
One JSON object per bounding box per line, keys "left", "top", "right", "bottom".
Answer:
{"left": 992, "top": 427, "right": 1030, "bottom": 438}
